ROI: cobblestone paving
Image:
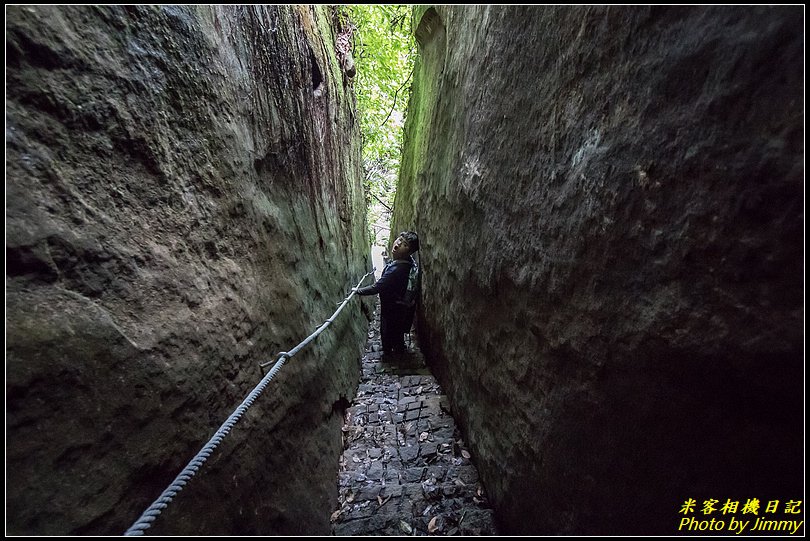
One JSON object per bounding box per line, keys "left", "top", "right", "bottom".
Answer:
{"left": 331, "top": 307, "right": 497, "bottom": 536}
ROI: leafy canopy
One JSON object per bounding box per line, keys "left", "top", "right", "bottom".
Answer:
{"left": 344, "top": 5, "right": 415, "bottom": 242}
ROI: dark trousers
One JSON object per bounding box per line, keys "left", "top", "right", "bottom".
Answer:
{"left": 380, "top": 304, "right": 407, "bottom": 353}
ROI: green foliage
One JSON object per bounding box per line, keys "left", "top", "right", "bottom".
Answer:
{"left": 343, "top": 5, "right": 415, "bottom": 242}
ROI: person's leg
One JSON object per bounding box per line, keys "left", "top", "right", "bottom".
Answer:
{"left": 390, "top": 309, "right": 407, "bottom": 353}
{"left": 381, "top": 302, "right": 406, "bottom": 355}
{"left": 398, "top": 307, "right": 415, "bottom": 351}
{"left": 380, "top": 312, "right": 395, "bottom": 353}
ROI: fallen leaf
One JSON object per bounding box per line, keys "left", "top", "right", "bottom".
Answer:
{"left": 330, "top": 509, "right": 341, "bottom": 522}
{"left": 377, "top": 495, "right": 383, "bottom": 506}
{"left": 428, "top": 516, "right": 439, "bottom": 533}
{"left": 461, "top": 450, "right": 471, "bottom": 459}
{"left": 400, "top": 520, "right": 413, "bottom": 534}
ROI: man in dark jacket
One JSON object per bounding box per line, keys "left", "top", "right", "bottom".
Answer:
{"left": 355, "top": 231, "right": 419, "bottom": 356}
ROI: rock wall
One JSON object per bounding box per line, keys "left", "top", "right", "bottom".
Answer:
{"left": 393, "top": 6, "right": 803, "bottom": 534}
{"left": 7, "top": 5, "right": 370, "bottom": 535}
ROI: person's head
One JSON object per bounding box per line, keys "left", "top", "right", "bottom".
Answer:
{"left": 391, "top": 231, "right": 419, "bottom": 260}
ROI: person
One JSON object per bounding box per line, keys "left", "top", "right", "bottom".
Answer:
{"left": 355, "top": 231, "right": 419, "bottom": 356}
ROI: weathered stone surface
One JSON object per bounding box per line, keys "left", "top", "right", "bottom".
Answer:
{"left": 394, "top": 6, "right": 803, "bottom": 534}
{"left": 7, "top": 5, "right": 369, "bottom": 535}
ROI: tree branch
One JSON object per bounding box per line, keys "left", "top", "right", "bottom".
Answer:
{"left": 379, "top": 65, "right": 414, "bottom": 127}
{"left": 372, "top": 192, "right": 393, "bottom": 212}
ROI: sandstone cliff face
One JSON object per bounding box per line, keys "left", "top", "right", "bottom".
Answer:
{"left": 394, "top": 6, "right": 803, "bottom": 534}
{"left": 7, "top": 5, "right": 369, "bottom": 535}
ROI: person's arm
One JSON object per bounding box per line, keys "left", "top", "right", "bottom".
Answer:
{"left": 355, "top": 263, "right": 400, "bottom": 296}
{"left": 354, "top": 284, "right": 377, "bottom": 296}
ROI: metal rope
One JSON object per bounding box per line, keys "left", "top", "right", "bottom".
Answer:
{"left": 124, "top": 269, "right": 374, "bottom": 535}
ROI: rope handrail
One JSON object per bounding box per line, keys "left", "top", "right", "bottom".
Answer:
{"left": 124, "top": 269, "right": 375, "bottom": 536}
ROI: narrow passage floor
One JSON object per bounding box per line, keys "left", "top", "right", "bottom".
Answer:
{"left": 331, "top": 304, "right": 497, "bottom": 535}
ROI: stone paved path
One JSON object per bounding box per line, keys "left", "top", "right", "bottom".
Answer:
{"left": 331, "top": 305, "right": 498, "bottom": 536}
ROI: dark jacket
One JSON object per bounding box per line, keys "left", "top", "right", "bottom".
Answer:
{"left": 356, "top": 259, "right": 413, "bottom": 310}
